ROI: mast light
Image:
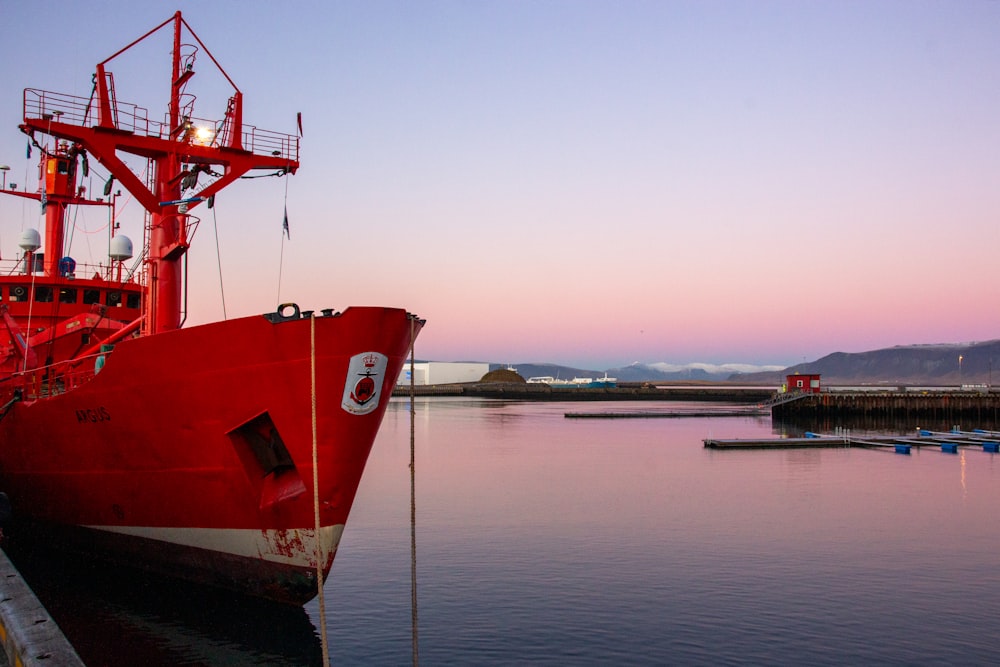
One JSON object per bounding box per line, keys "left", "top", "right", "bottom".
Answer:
{"left": 193, "top": 126, "right": 215, "bottom": 145}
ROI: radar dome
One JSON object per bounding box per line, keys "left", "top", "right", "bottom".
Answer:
{"left": 18, "top": 229, "right": 41, "bottom": 252}
{"left": 109, "top": 235, "right": 133, "bottom": 261}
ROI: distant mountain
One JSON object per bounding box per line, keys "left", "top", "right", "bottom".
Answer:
{"left": 490, "top": 361, "right": 784, "bottom": 383}
{"left": 637, "top": 361, "right": 785, "bottom": 382}
{"left": 734, "top": 340, "right": 1000, "bottom": 385}
{"left": 489, "top": 340, "right": 1000, "bottom": 386}
{"left": 491, "top": 363, "right": 605, "bottom": 381}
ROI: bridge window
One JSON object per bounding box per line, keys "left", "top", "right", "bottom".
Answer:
{"left": 106, "top": 291, "right": 122, "bottom": 307}
{"left": 35, "top": 286, "right": 54, "bottom": 303}
{"left": 126, "top": 292, "right": 140, "bottom": 309}
{"left": 10, "top": 286, "right": 27, "bottom": 302}
{"left": 59, "top": 288, "right": 78, "bottom": 304}
{"left": 83, "top": 289, "right": 100, "bottom": 305}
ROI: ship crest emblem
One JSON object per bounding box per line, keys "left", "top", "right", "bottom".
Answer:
{"left": 342, "top": 351, "right": 388, "bottom": 415}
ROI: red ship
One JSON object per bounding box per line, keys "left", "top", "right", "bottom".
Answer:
{"left": 0, "top": 12, "right": 421, "bottom": 604}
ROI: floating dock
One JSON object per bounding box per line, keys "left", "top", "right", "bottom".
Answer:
{"left": 704, "top": 428, "right": 1000, "bottom": 452}
{"left": 566, "top": 408, "right": 768, "bottom": 419}
{"left": 0, "top": 548, "right": 84, "bottom": 666}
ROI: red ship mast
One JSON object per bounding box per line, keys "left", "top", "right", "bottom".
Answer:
{"left": 18, "top": 11, "right": 299, "bottom": 335}
{"left": 2, "top": 139, "right": 116, "bottom": 278}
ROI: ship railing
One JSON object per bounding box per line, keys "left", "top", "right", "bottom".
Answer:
{"left": 24, "top": 88, "right": 155, "bottom": 137}
{"left": 156, "top": 111, "right": 298, "bottom": 161}
{"left": 9, "top": 352, "right": 106, "bottom": 400}
{"left": 0, "top": 257, "right": 143, "bottom": 285}
{"left": 23, "top": 89, "right": 298, "bottom": 163}
{"left": 241, "top": 126, "right": 299, "bottom": 163}
{"left": 24, "top": 89, "right": 97, "bottom": 129}
{"left": 759, "top": 390, "right": 813, "bottom": 408}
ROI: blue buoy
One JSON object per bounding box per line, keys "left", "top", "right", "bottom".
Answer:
{"left": 919, "top": 430, "right": 933, "bottom": 437}
{"left": 805, "top": 432, "right": 819, "bottom": 438}
{"left": 984, "top": 442, "right": 1000, "bottom": 453}
{"left": 895, "top": 444, "right": 911, "bottom": 455}
{"left": 941, "top": 443, "right": 959, "bottom": 453}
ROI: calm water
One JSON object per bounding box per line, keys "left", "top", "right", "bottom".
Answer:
{"left": 9, "top": 397, "right": 1000, "bottom": 665}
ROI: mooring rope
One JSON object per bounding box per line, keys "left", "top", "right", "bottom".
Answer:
{"left": 276, "top": 164, "right": 291, "bottom": 305}
{"left": 311, "top": 314, "right": 331, "bottom": 665}
{"left": 211, "top": 204, "right": 227, "bottom": 320}
{"left": 23, "top": 261, "right": 37, "bottom": 372}
{"left": 409, "top": 316, "right": 419, "bottom": 666}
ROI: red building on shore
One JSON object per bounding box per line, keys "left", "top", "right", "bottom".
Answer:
{"left": 785, "top": 373, "right": 822, "bottom": 394}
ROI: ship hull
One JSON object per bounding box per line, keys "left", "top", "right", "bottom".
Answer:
{"left": 0, "top": 306, "right": 420, "bottom": 605}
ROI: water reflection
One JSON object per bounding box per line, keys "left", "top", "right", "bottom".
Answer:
{"left": 5, "top": 398, "right": 1000, "bottom": 665}
{"left": 775, "top": 413, "right": 1000, "bottom": 434}
{"left": 5, "top": 540, "right": 323, "bottom": 666}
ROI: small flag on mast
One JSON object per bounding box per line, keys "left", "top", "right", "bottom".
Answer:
{"left": 296, "top": 112, "right": 303, "bottom": 137}
{"left": 283, "top": 206, "right": 290, "bottom": 239}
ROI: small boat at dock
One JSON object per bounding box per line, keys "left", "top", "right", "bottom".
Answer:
{"left": 526, "top": 373, "right": 618, "bottom": 389}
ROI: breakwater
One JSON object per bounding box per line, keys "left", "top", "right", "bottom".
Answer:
{"left": 393, "top": 383, "right": 1000, "bottom": 429}
{"left": 773, "top": 391, "right": 1000, "bottom": 426}
{"left": 392, "top": 382, "right": 774, "bottom": 402}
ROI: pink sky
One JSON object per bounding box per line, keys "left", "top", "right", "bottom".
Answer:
{"left": 2, "top": 1, "right": 998, "bottom": 369}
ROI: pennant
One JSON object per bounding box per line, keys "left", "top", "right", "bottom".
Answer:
{"left": 26, "top": 141, "right": 31, "bottom": 159}
{"left": 283, "top": 207, "right": 290, "bottom": 239}
{"left": 296, "top": 112, "right": 303, "bottom": 137}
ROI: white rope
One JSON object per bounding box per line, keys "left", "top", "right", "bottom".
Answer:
{"left": 409, "top": 316, "right": 419, "bottom": 666}
{"left": 276, "top": 170, "right": 290, "bottom": 305}
{"left": 311, "top": 314, "right": 330, "bottom": 664}
{"left": 210, "top": 204, "right": 227, "bottom": 320}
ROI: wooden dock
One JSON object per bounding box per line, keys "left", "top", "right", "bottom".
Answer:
{"left": 704, "top": 428, "right": 1000, "bottom": 452}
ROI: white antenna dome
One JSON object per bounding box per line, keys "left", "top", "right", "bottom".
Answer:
{"left": 109, "top": 235, "right": 133, "bottom": 261}
{"left": 18, "top": 229, "right": 41, "bottom": 252}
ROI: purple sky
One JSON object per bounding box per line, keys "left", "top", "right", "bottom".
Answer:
{"left": 2, "top": 1, "right": 998, "bottom": 369}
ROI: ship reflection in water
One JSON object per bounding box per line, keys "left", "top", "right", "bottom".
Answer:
{"left": 4, "top": 541, "right": 323, "bottom": 666}
{"left": 7, "top": 397, "right": 1000, "bottom": 665}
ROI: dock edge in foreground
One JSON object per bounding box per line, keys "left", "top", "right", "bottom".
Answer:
{"left": 0, "top": 548, "right": 84, "bottom": 667}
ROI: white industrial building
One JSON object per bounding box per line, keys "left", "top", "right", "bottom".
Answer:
{"left": 396, "top": 362, "right": 490, "bottom": 386}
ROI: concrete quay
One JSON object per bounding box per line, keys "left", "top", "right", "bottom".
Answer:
{"left": 772, "top": 391, "right": 1000, "bottom": 423}
{"left": 0, "top": 548, "right": 83, "bottom": 667}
